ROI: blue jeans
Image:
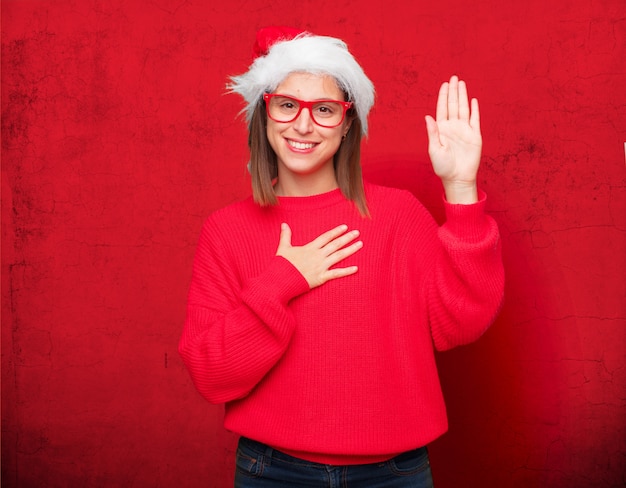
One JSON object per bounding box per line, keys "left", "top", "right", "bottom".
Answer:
{"left": 234, "top": 437, "right": 434, "bottom": 487}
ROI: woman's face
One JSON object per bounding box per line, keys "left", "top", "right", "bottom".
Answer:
{"left": 266, "top": 72, "right": 351, "bottom": 196}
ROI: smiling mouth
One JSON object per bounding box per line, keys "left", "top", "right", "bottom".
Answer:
{"left": 287, "top": 139, "right": 317, "bottom": 150}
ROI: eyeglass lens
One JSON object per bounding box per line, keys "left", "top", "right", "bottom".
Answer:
{"left": 267, "top": 96, "right": 346, "bottom": 127}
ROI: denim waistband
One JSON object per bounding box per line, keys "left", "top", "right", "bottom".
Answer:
{"left": 238, "top": 436, "right": 427, "bottom": 466}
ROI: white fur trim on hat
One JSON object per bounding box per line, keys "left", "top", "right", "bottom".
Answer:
{"left": 227, "top": 34, "right": 375, "bottom": 135}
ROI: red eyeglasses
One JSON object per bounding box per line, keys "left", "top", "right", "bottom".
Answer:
{"left": 263, "top": 93, "right": 353, "bottom": 128}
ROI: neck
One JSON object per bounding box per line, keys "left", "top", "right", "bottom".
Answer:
{"left": 274, "top": 170, "right": 338, "bottom": 197}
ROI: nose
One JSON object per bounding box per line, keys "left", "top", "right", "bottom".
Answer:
{"left": 292, "top": 106, "right": 315, "bottom": 134}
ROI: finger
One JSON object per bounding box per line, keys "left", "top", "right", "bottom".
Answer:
{"left": 277, "top": 222, "right": 292, "bottom": 250}
{"left": 425, "top": 115, "right": 441, "bottom": 149}
{"left": 322, "top": 229, "right": 360, "bottom": 255}
{"left": 458, "top": 80, "right": 470, "bottom": 120}
{"left": 435, "top": 82, "right": 449, "bottom": 121}
{"left": 470, "top": 97, "right": 480, "bottom": 132}
{"left": 448, "top": 75, "right": 459, "bottom": 119}
{"left": 312, "top": 224, "right": 349, "bottom": 248}
{"left": 325, "top": 240, "right": 363, "bottom": 266}
{"left": 323, "top": 265, "right": 359, "bottom": 281}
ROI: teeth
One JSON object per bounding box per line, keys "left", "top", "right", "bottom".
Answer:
{"left": 288, "top": 140, "right": 316, "bottom": 150}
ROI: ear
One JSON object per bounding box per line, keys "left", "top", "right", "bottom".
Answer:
{"left": 343, "top": 118, "right": 353, "bottom": 137}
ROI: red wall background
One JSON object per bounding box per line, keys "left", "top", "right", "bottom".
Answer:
{"left": 2, "top": 1, "right": 624, "bottom": 486}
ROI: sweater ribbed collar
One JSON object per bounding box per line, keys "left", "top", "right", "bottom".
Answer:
{"left": 275, "top": 188, "right": 346, "bottom": 211}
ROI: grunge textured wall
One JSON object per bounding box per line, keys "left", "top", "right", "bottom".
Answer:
{"left": 2, "top": 1, "right": 624, "bottom": 486}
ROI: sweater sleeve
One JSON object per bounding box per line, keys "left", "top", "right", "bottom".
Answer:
{"left": 426, "top": 191, "right": 505, "bottom": 351}
{"left": 178, "top": 218, "right": 310, "bottom": 404}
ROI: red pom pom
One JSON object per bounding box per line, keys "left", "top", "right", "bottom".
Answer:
{"left": 252, "top": 26, "right": 305, "bottom": 59}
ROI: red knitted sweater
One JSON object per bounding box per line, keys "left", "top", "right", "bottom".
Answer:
{"left": 179, "top": 182, "right": 504, "bottom": 465}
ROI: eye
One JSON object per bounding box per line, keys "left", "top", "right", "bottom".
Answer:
{"left": 313, "top": 103, "right": 338, "bottom": 117}
{"left": 273, "top": 97, "right": 298, "bottom": 112}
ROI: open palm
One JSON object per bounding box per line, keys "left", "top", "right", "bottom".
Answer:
{"left": 425, "top": 76, "right": 482, "bottom": 191}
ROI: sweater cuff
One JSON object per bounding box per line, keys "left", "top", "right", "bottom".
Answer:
{"left": 441, "top": 190, "right": 491, "bottom": 242}
{"left": 243, "top": 255, "right": 310, "bottom": 306}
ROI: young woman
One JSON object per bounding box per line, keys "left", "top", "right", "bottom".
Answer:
{"left": 179, "top": 26, "right": 504, "bottom": 487}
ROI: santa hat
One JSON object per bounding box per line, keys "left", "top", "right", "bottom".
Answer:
{"left": 228, "top": 26, "right": 375, "bottom": 135}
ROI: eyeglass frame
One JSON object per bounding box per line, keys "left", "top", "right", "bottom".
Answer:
{"left": 263, "top": 93, "right": 354, "bottom": 128}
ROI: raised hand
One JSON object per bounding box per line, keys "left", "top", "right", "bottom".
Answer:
{"left": 276, "top": 223, "right": 363, "bottom": 289}
{"left": 425, "top": 75, "right": 482, "bottom": 204}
